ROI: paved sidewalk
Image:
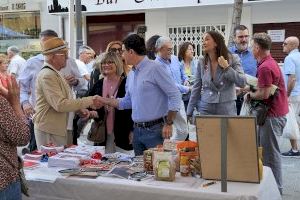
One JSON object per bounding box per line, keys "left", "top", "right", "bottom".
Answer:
{"left": 278, "top": 137, "right": 300, "bottom": 200}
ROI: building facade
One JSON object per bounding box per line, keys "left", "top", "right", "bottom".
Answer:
{"left": 47, "top": 0, "right": 300, "bottom": 61}
{"left": 1, "top": 0, "right": 299, "bottom": 61}
{"left": 0, "top": 0, "right": 59, "bottom": 58}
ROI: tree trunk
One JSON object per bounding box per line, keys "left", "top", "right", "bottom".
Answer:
{"left": 228, "top": 0, "right": 244, "bottom": 47}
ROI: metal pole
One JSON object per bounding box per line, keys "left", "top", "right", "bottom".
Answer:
{"left": 75, "top": 0, "right": 83, "bottom": 59}
{"left": 69, "top": 0, "right": 75, "bottom": 58}
{"left": 221, "top": 118, "right": 228, "bottom": 192}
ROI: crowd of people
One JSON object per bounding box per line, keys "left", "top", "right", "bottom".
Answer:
{"left": 1, "top": 24, "right": 300, "bottom": 198}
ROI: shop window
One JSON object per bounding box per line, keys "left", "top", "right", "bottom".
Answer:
{"left": 0, "top": 11, "right": 41, "bottom": 59}
{"left": 168, "top": 24, "right": 226, "bottom": 59}
{"left": 86, "top": 13, "right": 145, "bottom": 55}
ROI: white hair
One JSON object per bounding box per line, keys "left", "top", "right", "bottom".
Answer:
{"left": 155, "top": 36, "right": 172, "bottom": 50}
{"left": 7, "top": 46, "right": 20, "bottom": 54}
{"left": 79, "top": 45, "right": 94, "bottom": 54}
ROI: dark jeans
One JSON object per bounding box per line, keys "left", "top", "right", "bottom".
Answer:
{"left": 132, "top": 123, "right": 164, "bottom": 156}
{"left": 72, "top": 114, "right": 80, "bottom": 145}
{"left": 28, "top": 119, "right": 37, "bottom": 152}
{"left": 0, "top": 180, "right": 21, "bottom": 200}
{"left": 236, "top": 94, "right": 244, "bottom": 115}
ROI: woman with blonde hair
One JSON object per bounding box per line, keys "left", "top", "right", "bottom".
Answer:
{"left": 89, "top": 41, "right": 130, "bottom": 91}
{"left": 88, "top": 52, "right": 133, "bottom": 153}
{"left": 106, "top": 40, "right": 131, "bottom": 75}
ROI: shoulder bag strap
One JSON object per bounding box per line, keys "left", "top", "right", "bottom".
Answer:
{"left": 41, "top": 65, "right": 55, "bottom": 72}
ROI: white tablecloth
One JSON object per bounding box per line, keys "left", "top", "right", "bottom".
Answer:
{"left": 23, "top": 165, "right": 281, "bottom": 200}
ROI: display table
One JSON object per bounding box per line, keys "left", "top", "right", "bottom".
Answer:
{"left": 23, "top": 165, "right": 281, "bottom": 200}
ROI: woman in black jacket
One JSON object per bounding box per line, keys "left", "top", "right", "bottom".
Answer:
{"left": 88, "top": 52, "right": 133, "bottom": 152}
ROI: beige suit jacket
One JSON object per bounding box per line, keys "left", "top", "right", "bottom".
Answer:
{"left": 33, "top": 63, "right": 93, "bottom": 137}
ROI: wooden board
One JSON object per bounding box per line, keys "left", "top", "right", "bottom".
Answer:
{"left": 196, "top": 116, "right": 260, "bottom": 183}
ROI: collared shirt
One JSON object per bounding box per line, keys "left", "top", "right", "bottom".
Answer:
{"left": 119, "top": 56, "right": 181, "bottom": 122}
{"left": 283, "top": 49, "right": 300, "bottom": 96}
{"left": 8, "top": 54, "right": 26, "bottom": 78}
{"left": 155, "top": 55, "right": 189, "bottom": 94}
{"left": 257, "top": 55, "right": 288, "bottom": 117}
{"left": 18, "top": 54, "right": 87, "bottom": 107}
{"left": 229, "top": 46, "right": 257, "bottom": 77}
{"left": 180, "top": 58, "right": 198, "bottom": 84}
{"left": 75, "top": 59, "right": 89, "bottom": 90}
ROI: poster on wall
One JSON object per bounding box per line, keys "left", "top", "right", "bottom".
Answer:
{"left": 267, "top": 29, "right": 285, "bottom": 42}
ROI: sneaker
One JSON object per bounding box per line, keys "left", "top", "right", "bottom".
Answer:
{"left": 281, "top": 149, "right": 300, "bottom": 157}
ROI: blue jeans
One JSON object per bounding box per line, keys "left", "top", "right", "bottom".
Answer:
{"left": 0, "top": 180, "right": 22, "bottom": 200}
{"left": 133, "top": 123, "right": 164, "bottom": 156}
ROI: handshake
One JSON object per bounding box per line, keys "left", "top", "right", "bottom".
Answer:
{"left": 91, "top": 95, "right": 118, "bottom": 109}
{"left": 79, "top": 95, "right": 118, "bottom": 120}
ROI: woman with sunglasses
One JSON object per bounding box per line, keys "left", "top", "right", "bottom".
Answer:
{"left": 89, "top": 41, "right": 131, "bottom": 92}
{"left": 88, "top": 52, "right": 133, "bottom": 153}
{"left": 106, "top": 41, "right": 131, "bottom": 76}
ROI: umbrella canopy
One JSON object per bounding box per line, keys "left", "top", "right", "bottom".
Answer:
{"left": 0, "top": 25, "right": 30, "bottom": 39}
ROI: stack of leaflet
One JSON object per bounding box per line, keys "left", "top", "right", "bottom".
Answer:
{"left": 64, "top": 145, "right": 105, "bottom": 156}
{"left": 23, "top": 153, "right": 43, "bottom": 161}
{"left": 40, "top": 145, "right": 64, "bottom": 154}
{"left": 48, "top": 153, "right": 88, "bottom": 168}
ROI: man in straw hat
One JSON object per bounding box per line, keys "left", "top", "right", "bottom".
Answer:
{"left": 18, "top": 30, "right": 88, "bottom": 151}
{"left": 33, "top": 37, "right": 102, "bottom": 148}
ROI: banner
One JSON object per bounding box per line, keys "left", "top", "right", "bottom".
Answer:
{"left": 47, "top": 0, "right": 235, "bottom": 14}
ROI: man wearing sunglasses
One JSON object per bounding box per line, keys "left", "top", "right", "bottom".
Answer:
{"left": 18, "top": 29, "right": 87, "bottom": 151}
{"left": 33, "top": 37, "right": 101, "bottom": 148}
{"left": 281, "top": 36, "right": 300, "bottom": 157}
{"left": 229, "top": 25, "right": 257, "bottom": 115}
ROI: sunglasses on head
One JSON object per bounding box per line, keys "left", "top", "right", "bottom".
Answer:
{"left": 101, "top": 60, "right": 114, "bottom": 65}
{"left": 109, "top": 48, "right": 122, "bottom": 53}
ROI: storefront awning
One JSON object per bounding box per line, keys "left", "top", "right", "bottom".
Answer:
{"left": 0, "top": 25, "right": 30, "bottom": 39}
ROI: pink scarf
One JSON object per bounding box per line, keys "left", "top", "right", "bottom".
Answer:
{"left": 102, "top": 77, "right": 120, "bottom": 134}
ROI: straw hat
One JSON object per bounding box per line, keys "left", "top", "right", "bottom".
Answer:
{"left": 42, "top": 37, "right": 68, "bottom": 55}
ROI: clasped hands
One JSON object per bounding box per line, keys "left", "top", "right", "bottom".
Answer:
{"left": 80, "top": 95, "right": 116, "bottom": 120}
{"left": 91, "top": 95, "right": 117, "bottom": 109}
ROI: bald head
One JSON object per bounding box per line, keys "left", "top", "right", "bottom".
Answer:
{"left": 283, "top": 36, "right": 299, "bottom": 53}
{"left": 287, "top": 37, "right": 299, "bottom": 47}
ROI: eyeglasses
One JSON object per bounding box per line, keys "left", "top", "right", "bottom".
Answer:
{"left": 283, "top": 42, "right": 288, "bottom": 46}
{"left": 237, "top": 35, "right": 249, "bottom": 39}
{"left": 55, "top": 53, "right": 68, "bottom": 57}
{"left": 109, "top": 48, "right": 122, "bottom": 53}
{"left": 101, "top": 61, "right": 114, "bottom": 65}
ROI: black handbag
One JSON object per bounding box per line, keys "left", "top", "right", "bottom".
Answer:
{"left": 87, "top": 76, "right": 124, "bottom": 143}
{"left": 87, "top": 118, "right": 106, "bottom": 143}
{"left": 249, "top": 100, "right": 270, "bottom": 126}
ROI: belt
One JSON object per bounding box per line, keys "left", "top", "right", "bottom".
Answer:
{"left": 134, "top": 117, "right": 165, "bottom": 128}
